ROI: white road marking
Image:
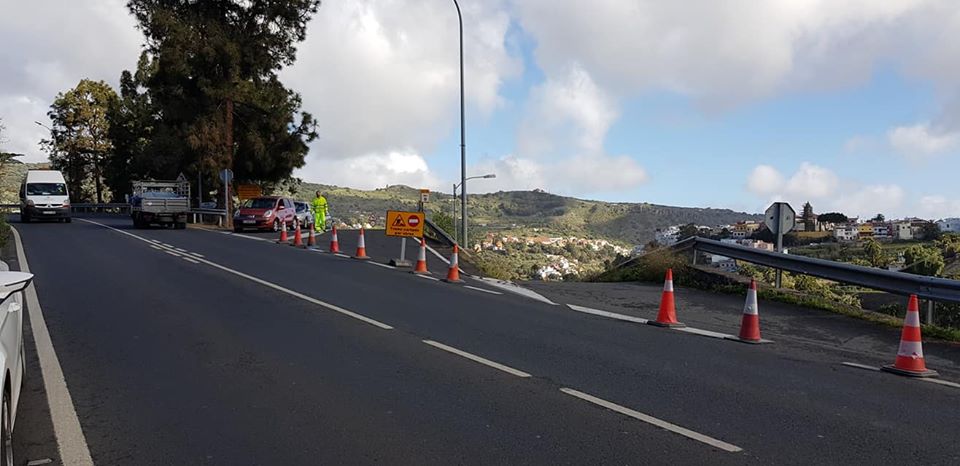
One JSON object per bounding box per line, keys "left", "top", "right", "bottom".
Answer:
{"left": 188, "top": 252, "right": 204, "bottom": 258}
{"left": 678, "top": 327, "right": 736, "bottom": 340}
{"left": 417, "top": 274, "right": 440, "bottom": 281}
{"left": 841, "top": 362, "right": 880, "bottom": 371}
{"left": 78, "top": 219, "right": 394, "bottom": 330}
{"left": 920, "top": 378, "right": 960, "bottom": 389}
{"left": 182, "top": 257, "right": 200, "bottom": 264}
{"left": 174, "top": 247, "right": 189, "bottom": 253}
{"left": 559, "top": 387, "right": 743, "bottom": 453}
{"left": 476, "top": 278, "right": 557, "bottom": 305}
{"left": 367, "top": 262, "right": 395, "bottom": 270}
{"left": 422, "top": 340, "right": 532, "bottom": 378}
{"left": 149, "top": 245, "right": 161, "bottom": 250}
{"left": 334, "top": 253, "right": 350, "bottom": 258}
{"left": 10, "top": 227, "right": 95, "bottom": 466}
{"left": 567, "top": 304, "right": 649, "bottom": 324}
{"left": 164, "top": 250, "right": 182, "bottom": 258}
{"left": 464, "top": 285, "right": 502, "bottom": 295}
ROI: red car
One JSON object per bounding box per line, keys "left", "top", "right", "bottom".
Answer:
{"left": 233, "top": 196, "right": 297, "bottom": 232}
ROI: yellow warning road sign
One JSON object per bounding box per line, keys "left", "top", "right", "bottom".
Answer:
{"left": 386, "top": 210, "right": 425, "bottom": 237}
{"left": 236, "top": 184, "right": 262, "bottom": 200}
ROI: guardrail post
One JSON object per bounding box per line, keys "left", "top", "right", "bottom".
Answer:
{"left": 691, "top": 247, "right": 697, "bottom": 265}
{"left": 926, "top": 300, "right": 934, "bottom": 325}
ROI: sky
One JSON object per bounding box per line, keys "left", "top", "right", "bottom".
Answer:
{"left": 2, "top": 0, "right": 960, "bottom": 219}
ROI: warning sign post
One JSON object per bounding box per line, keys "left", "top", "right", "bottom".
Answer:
{"left": 386, "top": 210, "right": 425, "bottom": 238}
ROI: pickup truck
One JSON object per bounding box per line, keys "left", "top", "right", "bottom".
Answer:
{"left": 130, "top": 180, "right": 190, "bottom": 229}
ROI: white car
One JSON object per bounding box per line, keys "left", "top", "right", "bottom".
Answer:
{"left": 0, "top": 272, "right": 33, "bottom": 466}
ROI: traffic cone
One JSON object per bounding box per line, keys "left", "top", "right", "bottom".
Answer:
{"left": 648, "top": 268, "right": 685, "bottom": 328}
{"left": 276, "top": 221, "right": 288, "bottom": 244}
{"left": 728, "top": 279, "right": 766, "bottom": 344}
{"left": 412, "top": 238, "right": 429, "bottom": 275}
{"left": 304, "top": 223, "right": 317, "bottom": 249}
{"left": 329, "top": 225, "right": 340, "bottom": 253}
{"left": 442, "top": 245, "right": 463, "bottom": 283}
{"left": 291, "top": 223, "right": 303, "bottom": 247}
{"left": 353, "top": 227, "right": 370, "bottom": 260}
{"left": 881, "top": 295, "right": 938, "bottom": 377}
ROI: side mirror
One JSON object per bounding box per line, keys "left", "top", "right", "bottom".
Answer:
{"left": 0, "top": 272, "right": 32, "bottom": 302}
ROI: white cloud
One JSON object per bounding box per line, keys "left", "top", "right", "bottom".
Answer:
{"left": 284, "top": 0, "right": 519, "bottom": 168}
{"left": 746, "top": 165, "right": 785, "bottom": 195}
{"left": 297, "top": 149, "right": 440, "bottom": 191}
{"left": 887, "top": 123, "right": 960, "bottom": 157}
{"left": 785, "top": 162, "right": 839, "bottom": 199}
{"left": 918, "top": 195, "right": 960, "bottom": 220}
{"left": 832, "top": 184, "right": 905, "bottom": 219}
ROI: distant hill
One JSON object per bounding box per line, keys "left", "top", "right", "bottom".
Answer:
{"left": 293, "top": 182, "right": 760, "bottom": 246}
{"left": 0, "top": 162, "right": 50, "bottom": 204}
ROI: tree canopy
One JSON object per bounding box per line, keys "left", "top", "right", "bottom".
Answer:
{"left": 817, "top": 212, "right": 849, "bottom": 224}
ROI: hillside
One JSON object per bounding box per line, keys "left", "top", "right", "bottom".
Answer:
{"left": 293, "top": 182, "right": 760, "bottom": 246}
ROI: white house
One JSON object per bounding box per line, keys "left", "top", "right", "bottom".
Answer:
{"left": 937, "top": 218, "right": 960, "bottom": 233}
{"left": 894, "top": 222, "right": 913, "bottom": 240}
{"left": 873, "top": 224, "right": 891, "bottom": 238}
{"left": 655, "top": 226, "right": 680, "bottom": 245}
{"left": 834, "top": 225, "right": 859, "bottom": 241}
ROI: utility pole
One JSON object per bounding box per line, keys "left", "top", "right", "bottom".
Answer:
{"left": 225, "top": 97, "right": 234, "bottom": 229}
{"left": 454, "top": 0, "right": 467, "bottom": 248}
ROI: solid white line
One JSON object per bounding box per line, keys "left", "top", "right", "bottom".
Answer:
{"left": 559, "top": 387, "right": 743, "bottom": 453}
{"left": 182, "top": 257, "right": 200, "bottom": 264}
{"left": 11, "top": 227, "right": 95, "bottom": 465}
{"left": 423, "top": 340, "right": 531, "bottom": 378}
{"left": 78, "top": 219, "right": 394, "bottom": 330}
{"left": 367, "top": 262, "right": 395, "bottom": 270}
{"left": 188, "top": 252, "right": 204, "bottom": 258}
{"left": 677, "top": 327, "right": 735, "bottom": 340}
{"left": 841, "top": 362, "right": 881, "bottom": 372}
{"left": 334, "top": 253, "right": 350, "bottom": 258}
{"left": 464, "top": 285, "right": 502, "bottom": 295}
{"left": 567, "top": 304, "right": 649, "bottom": 324}
{"left": 417, "top": 274, "right": 440, "bottom": 281}
{"left": 920, "top": 378, "right": 960, "bottom": 389}
{"left": 164, "top": 250, "right": 182, "bottom": 257}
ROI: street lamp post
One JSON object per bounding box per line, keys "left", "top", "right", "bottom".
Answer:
{"left": 453, "top": 0, "right": 467, "bottom": 247}
{"left": 452, "top": 173, "right": 495, "bottom": 242}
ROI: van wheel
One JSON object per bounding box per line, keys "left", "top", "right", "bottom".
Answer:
{"left": 20, "top": 214, "right": 29, "bottom": 224}
{"left": 64, "top": 217, "right": 72, "bottom": 223}
{"left": 1, "top": 388, "right": 13, "bottom": 466}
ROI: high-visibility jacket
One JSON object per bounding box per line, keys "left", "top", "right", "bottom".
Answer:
{"left": 311, "top": 195, "right": 328, "bottom": 220}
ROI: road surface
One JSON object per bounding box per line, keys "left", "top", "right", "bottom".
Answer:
{"left": 10, "top": 215, "right": 960, "bottom": 465}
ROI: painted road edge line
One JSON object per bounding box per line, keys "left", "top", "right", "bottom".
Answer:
{"left": 476, "top": 278, "right": 557, "bottom": 305}
{"left": 78, "top": 219, "right": 394, "bottom": 331}
{"left": 11, "top": 227, "right": 95, "bottom": 466}
{"left": 841, "top": 362, "right": 960, "bottom": 389}
{"left": 559, "top": 387, "right": 743, "bottom": 453}
{"left": 417, "top": 274, "right": 440, "bottom": 281}
{"left": 182, "top": 257, "right": 200, "bottom": 264}
{"left": 422, "top": 340, "right": 531, "bottom": 378}
{"left": 841, "top": 362, "right": 880, "bottom": 371}
{"left": 464, "top": 285, "right": 503, "bottom": 295}
{"left": 367, "top": 261, "right": 395, "bottom": 270}
{"left": 567, "top": 304, "right": 648, "bottom": 324}
{"left": 920, "top": 378, "right": 960, "bottom": 389}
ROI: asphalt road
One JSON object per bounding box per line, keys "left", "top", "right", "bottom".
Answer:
{"left": 12, "top": 215, "right": 960, "bottom": 465}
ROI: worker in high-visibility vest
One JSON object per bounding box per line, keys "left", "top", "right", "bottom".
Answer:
{"left": 311, "top": 190, "right": 328, "bottom": 232}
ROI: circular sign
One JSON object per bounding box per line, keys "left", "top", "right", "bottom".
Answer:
{"left": 407, "top": 215, "right": 421, "bottom": 227}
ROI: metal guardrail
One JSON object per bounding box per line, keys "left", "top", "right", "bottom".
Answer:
{"left": 71, "top": 203, "right": 131, "bottom": 214}
{"left": 677, "top": 237, "right": 960, "bottom": 303}
{"left": 424, "top": 217, "right": 456, "bottom": 247}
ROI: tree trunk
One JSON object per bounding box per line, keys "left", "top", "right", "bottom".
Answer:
{"left": 94, "top": 158, "right": 104, "bottom": 204}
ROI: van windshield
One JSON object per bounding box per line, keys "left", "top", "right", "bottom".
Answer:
{"left": 27, "top": 183, "right": 67, "bottom": 196}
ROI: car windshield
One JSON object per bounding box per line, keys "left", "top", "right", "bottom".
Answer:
{"left": 242, "top": 198, "right": 276, "bottom": 209}
{"left": 26, "top": 183, "right": 67, "bottom": 196}
{"left": 295, "top": 202, "right": 307, "bottom": 212}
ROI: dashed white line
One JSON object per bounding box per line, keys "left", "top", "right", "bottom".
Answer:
{"left": 417, "top": 274, "right": 440, "bottom": 281}
{"left": 334, "top": 253, "right": 350, "bottom": 258}
{"left": 149, "top": 245, "right": 162, "bottom": 250}
{"left": 841, "top": 362, "right": 880, "bottom": 372}
{"left": 464, "top": 285, "right": 502, "bottom": 295}
{"left": 174, "top": 247, "right": 189, "bottom": 253}
{"left": 188, "top": 252, "right": 204, "bottom": 258}
{"left": 679, "top": 327, "right": 736, "bottom": 340}
{"left": 79, "top": 219, "right": 394, "bottom": 330}
{"left": 182, "top": 256, "right": 200, "bottom": 264}
{"left": 920, "top": 378, "right": 960, "bottom": 389}
{"left": 367, "top": 261, "right": 395, "bottom": 270}
{"left": 559, "top": 388, "right": 743, "bottom": 453}
{"left": 423, "top": 340, "right": 532, "bottom": 378}
{"left": 164, "top": 250, "right": 182, "bottom": 258}
{"left": 567, "top": 304, "right": 649, "bottom": 324}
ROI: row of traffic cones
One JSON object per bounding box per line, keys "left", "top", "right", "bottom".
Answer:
{"left": 276, "top": 223, "right": 462, "bottom": 282}
{"left": 655, "top": 268, "right": 939, "bottom": 377}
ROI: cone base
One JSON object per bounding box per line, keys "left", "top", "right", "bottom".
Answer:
{"left": 648, "top": 321, "right": 686, "bottom": 328}
{"left": 881, "top": 364, "right": 939, "bottom": 378}
{"left": 412, "top": 270, "right": 431, "bottom": 275}
{"left": 723, "top": 336, "right": 772, "bottom": 345}
{"left": 442, "top": 277, "right": 463, "bottom": 283}
{"left": 353, "top": 256, "right": 370, "bottom": 260}
{"left": 276, "top": 240, "right": 289, "bottom": 244}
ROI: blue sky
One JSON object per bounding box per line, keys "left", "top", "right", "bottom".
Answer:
{"left": 2, "top": 1, "right": 960, "bottom": 218}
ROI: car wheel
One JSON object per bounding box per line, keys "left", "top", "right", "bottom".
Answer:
{"left": 20, "top": 214, "right": 28, "bottom": 224}
{"left": 65, "top": 217, "right": 71, "bottom": 223}
{"left": 272, "top": 219, "right": 281, "bottom": 232}
{"left": 1, "top": 387, "right": 13, "bottom": 466}
{"left": 293, "top": 217, "right": 300, "bottom": 230}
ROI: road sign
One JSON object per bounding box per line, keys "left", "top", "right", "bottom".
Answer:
{"left": 176, "top": 172, "right": 188, "bottom": 183}
{"left": 765, "top": 202, "right": 796, "bottom": 235}
{"left": 219, "top": 168, "right": 234, "bottom": 184}
{"left": 420, "top": 189, "right": 430, "bottom": 203}
{"left": 386, "top": 210, "right": 425, "bottom": 237}
{"left": 236, "top": 184, "right": 262, "bottom": 200}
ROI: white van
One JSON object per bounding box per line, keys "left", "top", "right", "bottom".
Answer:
{"left": 20, "top": 170, "right": 71, "bottom": 223}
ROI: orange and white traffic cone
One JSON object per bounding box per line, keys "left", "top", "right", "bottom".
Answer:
{"left": 442, "top": 245, "right": 463, "bottom": 283}
{"left": 305, "top": 223, "right": 317, "bottom": 249}
{"left": 412, "top": 238, "right": 429, "bottom": 275}
{"left": 291, "top": 223, "right": 303, "bottom": 247}
{"left": 329, "top": 225, "right": 340, "bottom": 253}
{"left": 353, "top": 227, "right": 370, "bottom": 260}
{"left": 276, "top": 221, "right": 289, "bottom": 244}
{"left": 727, "top": 279, "right": 767, "bottom": 344}
{"left": 881, "top": 295, "right": 938, "bottom": 377}
{"left": 649, "top": 268, "right": 685, "bottom": 328}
